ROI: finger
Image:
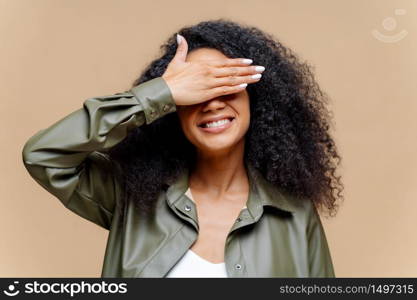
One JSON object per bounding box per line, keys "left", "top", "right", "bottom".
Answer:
{"left": 172, "top": 34, "right": 188, "bottom": 64}
{"left": 207, "top": 58, "right": 254, "bottom": 67}
{"left": 210, "top": 73, "right": 262, "bottom": 87}
{"left": 211, "top": 65, "right": 265, "bottom": 77}
{"left": 208, "top": 83, "right": 248, "bottom": 99}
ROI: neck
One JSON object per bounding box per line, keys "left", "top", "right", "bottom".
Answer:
{"left": 189, "top": 139, "right": 248, "bottom": 197}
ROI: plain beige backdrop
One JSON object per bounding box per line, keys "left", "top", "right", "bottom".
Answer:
{"left": 1, "top": 0, "right": 416, "bottom": 277}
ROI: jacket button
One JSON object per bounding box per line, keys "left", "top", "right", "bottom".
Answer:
{"left": 184, "top": 205, "right": 191, "bottom": 212}
{"left": 163, "top": 104, "right": 171, "bottom": 112}
{"left": 236, "top": 217, "right": 242, "bottom": 223}
{"left": 235, "top": 264, "right": 242, "bottom": 270}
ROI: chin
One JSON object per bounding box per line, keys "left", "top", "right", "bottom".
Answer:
{"left": 195, "top": 139, "right": 240, "bottom": 154}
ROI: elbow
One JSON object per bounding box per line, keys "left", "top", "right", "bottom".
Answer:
{"left": 21, "top": 127, "right": 49, "bottom": 168}
{"left": 22, "top": 137, "right": 37, "bottom": 168}
{"left": 21, "top": 131, "right": 44, "bottom": 171}
{"left": 22, "top": 140, "right": 34, "bottom": 168}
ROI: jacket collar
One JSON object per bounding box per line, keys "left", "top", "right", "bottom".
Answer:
{"left": 244, "top": 161, "right": 297, "bottom": 214}
{"left": 165, "top": 161, "right": 297, "bottom": 218}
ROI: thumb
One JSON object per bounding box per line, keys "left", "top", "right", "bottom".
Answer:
{"left": 172, "top": 34, "right": 188, "bottom": 64}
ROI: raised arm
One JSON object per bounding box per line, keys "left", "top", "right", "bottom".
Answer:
{"left": 22, "top": 77, "right": 176, "bottom": 229}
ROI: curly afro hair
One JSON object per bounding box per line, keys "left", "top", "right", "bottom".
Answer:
{"left": 108, "top": 19, "right": 344, "bottom": 224}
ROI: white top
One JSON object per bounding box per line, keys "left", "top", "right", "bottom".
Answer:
{"left": 165, "top": 249, "right": 228, "bottom": 278}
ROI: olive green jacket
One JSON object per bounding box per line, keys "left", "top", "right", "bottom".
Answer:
{"left": 22, "top": 77, "right": 335, "bottom": 278}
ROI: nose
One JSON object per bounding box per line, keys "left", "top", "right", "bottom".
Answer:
{"left": 201, "top": 98, "right": 227, "bottom": 113}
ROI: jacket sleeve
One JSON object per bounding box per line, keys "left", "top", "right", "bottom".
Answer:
{"left": 22, "top": 77, "right": 176, "bottom": 230}
{"left": 306, "top": 201, "right": 336, "bottom": 277}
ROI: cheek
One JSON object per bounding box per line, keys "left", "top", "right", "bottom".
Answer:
{"left": 177, "top": 111, "right": 196, "bottom": 139}
{"left": 241, "top": 115, "right": 250, "bottom": 138}
{"left": 235, "top": 100, "right": 250, "bottom": 127}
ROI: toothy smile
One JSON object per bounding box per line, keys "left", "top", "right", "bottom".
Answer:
{"left": 198, "top": 118, "right": 234, "bottom": 128}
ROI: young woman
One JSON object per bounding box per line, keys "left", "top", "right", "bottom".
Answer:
{"left": 22, "top": 20, "right": 343, "bottom": 277}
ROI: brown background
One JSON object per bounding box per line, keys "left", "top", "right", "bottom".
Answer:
{"left": 1, "top": 0, "right": 416, "bottom": 277}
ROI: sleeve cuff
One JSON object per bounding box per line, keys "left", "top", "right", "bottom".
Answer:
{"left": 129, "top": 77, "right": 177, "bottom": 124}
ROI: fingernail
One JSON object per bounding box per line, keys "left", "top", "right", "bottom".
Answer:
{"left": 239, "top": 83, "right": 248, "bottom": 88}
{"left": 251, "top": 74, "right": 262, "bottom": 79}
{"left": 176, "top": 34, "right": 182, "bottom": 45}
{"left": 255, "top": 66, "right": 265, "bottom": 72}
{"left": 242, "top": 59, "right": 253, "bottom": 65}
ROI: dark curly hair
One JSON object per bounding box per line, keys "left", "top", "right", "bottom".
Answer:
{"left": 107, "top": 19, "right": 344, "bottom": 226}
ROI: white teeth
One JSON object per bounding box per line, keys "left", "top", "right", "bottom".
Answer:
{"left": 203, "top": 118, "right": 231, "bottom": 128}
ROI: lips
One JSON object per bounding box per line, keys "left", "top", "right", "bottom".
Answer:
{"left": 197, "top": 115, "right": 235, "bottom": 128}
{"left": 197, "top": 117, "right": 234, "bottom": 133}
